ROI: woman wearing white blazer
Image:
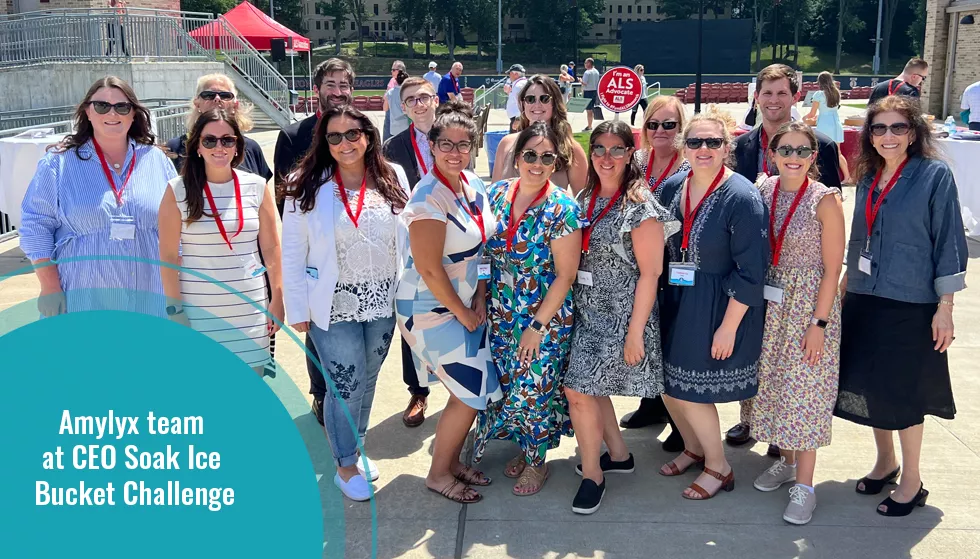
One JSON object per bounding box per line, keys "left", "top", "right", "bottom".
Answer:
{"left": 282, "top": 106, "right": 410, "bottom": 502}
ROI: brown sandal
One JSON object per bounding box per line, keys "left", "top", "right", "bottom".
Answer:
{"left": 512, "top": 465, "right": 549, "bottom": 496}
{"left": 659, "top": 449, "right": 705, "bottom": 477}
{"left": 454, "top": 464, "right": 492, "bottom": 486}
{"left": 427, "top": 478, "right": 482, "bottom": 504}
{"left": 504, "top": 455, "right": 526, "bottom": 479}
{"left": 682, "top": 466, "right": 735, "bottom": 500}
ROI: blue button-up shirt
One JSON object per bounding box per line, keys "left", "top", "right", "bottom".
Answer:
{"left": 845, "top": 156, "right": 968, "bottom": 304}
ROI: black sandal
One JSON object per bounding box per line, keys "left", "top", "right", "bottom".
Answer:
{"left": 877, "top": 483, "right": 928, "bottom": 517}
{"left": 856, "top": 466, "right": 901, "bottom": 495}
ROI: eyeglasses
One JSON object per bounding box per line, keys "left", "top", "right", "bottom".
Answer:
{"left": 869, "top": 122, "right": 911, "bottom": 137}
{"left": 199, "top": 90, "right": 235, "bottom": 101}
{"left": 521, "top": 150, "right": 557, "bottom": 166}
{"left": 684, "top": 137, "right": 725, "bottom": 150}
{"left": 523, "top": 94, "right": 552, "bottom": 105}
{"left": 325, "top": 128, "right": 365, "bottom": 145}
{"left": 404, "top": 94, "right": 434, "bottom": 108}
{"left": 645, "top": 120, "right": 678, "bottom": 131}
{"left": 591, "top": 145, "right": 630, "bottom": 159}
{"left": 88, "top": 101, "right": 132, "bottom": 115}
{"left": 436, "top": 139, "right": 473, "bottom": 154}
{"left": 913, "top": 73, "right": 927, "bottom": 81}
{"left": 321, "top": 81, "right": 353, "bottom": 93}
{"left": 774, "top": 145, "right": 815, "bottom": 158}
{"left": 201, "top": 135, "right": 237, "bottom": 149}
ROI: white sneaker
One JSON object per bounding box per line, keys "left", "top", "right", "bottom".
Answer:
{"left": 334, "top": 472, "right": 372, "bottom": 501}
{"left": 356, "top": 455, "right": 379, "bottom": 481}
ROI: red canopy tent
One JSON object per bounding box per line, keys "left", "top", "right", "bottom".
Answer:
{"left": 190, "top": 1, "right": 310, "bottom": 52}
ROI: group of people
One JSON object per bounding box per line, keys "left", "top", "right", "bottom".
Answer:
{"left": 20, "top": 57, "right": 967, "bottom": 525}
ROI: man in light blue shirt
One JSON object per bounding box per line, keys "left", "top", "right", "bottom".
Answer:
{"left": 423, "top": 61, "right": 441, "bottom": 92}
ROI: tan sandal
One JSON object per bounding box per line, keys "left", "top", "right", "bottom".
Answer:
{"left": 659, "top": 449, "right": 705, "bottom": 477}
{"left": 683, "top": 466, "right": 735, "bottom": 500}
{"left": 453, "top": 464, "right": 492, "bottom": 486}
{"left": 512, "top": 465, "right": 549, "bottom": 496}
{"left": 427, "top": 478, "right": 482, "bottom": 504}
{"left": 503, "top": 454, "right": 526, "bottom": 479}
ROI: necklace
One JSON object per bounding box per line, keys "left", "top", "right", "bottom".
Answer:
{"left": 112, "top": 163, "right": 121, "bottom": 170}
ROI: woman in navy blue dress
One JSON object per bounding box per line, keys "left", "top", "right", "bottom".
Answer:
{"left": 656, "top": 111, "right": 769, "bottom": 501}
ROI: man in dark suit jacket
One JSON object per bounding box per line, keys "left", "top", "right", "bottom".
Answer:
{"left": 273, "top": 58, "right": 355, "bottom": 425}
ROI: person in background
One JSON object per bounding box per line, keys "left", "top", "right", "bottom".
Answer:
{"left": 106, "top": 0, "right": 128, "bottom": 56}
{"left": 580, "top": 58, "right": 601, "bottom": 132}
{"left": 491, "top": 74, "right": 588, "bottom": 193}
{"left": 729, "top": 64, "right": 841, "bottom": 454}
{"left": 474, "top": 122, "right": 583, "bottom": 497}
{"left": 383, "top": 70, "right": 410, "bottom": 141}
{"left": 274, "top": 57, "right": 355, "bottom": 426}
{"left": 564, "top": 120, "right": 670, "bottom": 515}
{"left": 21, "top": 76, "right": 177, "bottom": 317}
{"left": 867, "top": 58, "right": 929, "bottom": 107}
{"left": 438, "top": 62, "right": 463, "bottom": 104}
{"left": 804, "top": 71, "right": 850, "bottom": 183}
{"left": 282, "top": 105, "right": 411, "bottom": 501}
{"left": 382, "top": 75, "right": 440, "bottom": 428}
{"left": 158, "top": 109, "right": 282, "bottom": 374}
{"left": 960, "top": 79, "right": 980, "bottom": 131}
{"left": 568, "top": 61, "right": 577, "bottom": 82}
{"left": 630, "top": 65, "right": 649, "bottom": 126}
{"left": 657, "top": 110, "right": 768, "bottom": 501}
{"left": 395, "top": 100, "right": 502, "bottom": 504}
{"left": 383, "top": 60, "right": 407, "bottom": 141}
{"left": 750, "top": 121, "right": 845, "bottom": 525}
{"left": 504, "top": 64, "right": 529, "bottom": 133}
{"left": 559, "top": 64, "right": 575, "bottom": 104}
{"left": 423, "top": 61, "right": 442, "bottom": 92}
{"left": 835, "top": 95, "right": 966, "bottom": 517}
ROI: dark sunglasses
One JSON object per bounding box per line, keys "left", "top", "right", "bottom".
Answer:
{"left": 591, "top": 145, "right": 630, "bottom": 159}
{"left": 685, "top": 137, "right": 725, "bottom": 150}
{"left": 436, "top": 139, "right": 473, "bottom": 154}
{"left": 325, "top": 128, "right": 365, "bottom": 145}
{"left": 404, "top": 94, "right": 434, "bottom": 108}
{"left": 913, "top": 73, "right": 927, "bottom": 81}
{"left": 521, "top": 150, "right": 557, "bottom": 166}
{"left": 199, "top": 90, "right": 235, "bottom": 101}
{"left": 645, "top": 120, "right": 678, "bottom": 131}
{"left": 201, "top": 135, "right": 237, "bottom": 149}
{"left": 774, "top": 145, "right": 815, "bottom": 158}
{"left": 523, "top": 94, "right": 552, "bottom": 105}
{"left": 89, "top": 101, "right": 132, "bottom": 115}
{"left": 869, "top": 123, "right": 911, "bottom": 137}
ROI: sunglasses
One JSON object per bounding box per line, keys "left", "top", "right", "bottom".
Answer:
{"left": 199, "top": 90, "right": 235, "bottom": 101}
{"left": 645, "top": 120, "right": 678, "bottom": 131}
{"left": 684, "top": 137, "right": 725, "bottom": 150}
{"left": 869, "top": 123, "right": 911, "bottom": 137}
{"left": 325, "top": 128, "right": 365, "bottom": 145}
{"left": 913, "top": 73, "right": 927, "bottom": 81}
{"left": 774, "top": 145, "right": 815, "bottom": 158}
{"left": 404, "top": 94, "right": 434, "bottom": 108}
{"left": 88, "top": 101, "right": 132, "bottom": 115}
{"left": 591, "top": 145, "right": 630, "bottom": 159}
{"left": 201, "top": 135, "right": 237, "bottom": 149}
{"left": 521, "top": 150, "right": 557, "bottom": 166}
{"left": 435, "top": 139, "right": 473, "bottom": 154}
{"left": 523, "top": 94, "right": 552, "bottom": 105}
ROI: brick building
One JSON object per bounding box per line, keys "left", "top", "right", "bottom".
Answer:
{"left": 1, "top": 0, "right": 179, "bottom": 15}
{"left": 921, "top": 0, "right": 980, "bottom": 119}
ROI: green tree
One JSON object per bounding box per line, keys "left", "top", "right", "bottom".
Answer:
{"left": 507, "top": 0, "right": 603, "bottom": 63}
{"left": 250, "top": 0, "right": 307, "bottom": 33}
{"left": 833, "top": 0, "right": 865, "bottom": 73}
{"left": 346, "top": 0, "right": 369, "bottom": 56}
{"left": 316, "top": 0, "right": 348, "bottom": 54}
{"left": 880, "top": 0, "right": 901, "bottom": 72}
{"left": 907, "top": 0, "right": 926, "bottom": 54}
{"left": 466, "top": 0, "right": 497, "bottom": 61}
{"left": 753, "top": 0, "right": 773, "bottom": 71}
{"left": 659, "top": 0, "right": 729, "bottom": 20}
{"left": 179, "top": 0, "right": 238, "bottom": 15}
{"left": 388, "top": 0, "right": 431, "bottom": 59}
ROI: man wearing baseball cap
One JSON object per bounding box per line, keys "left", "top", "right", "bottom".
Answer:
{"left": 568, "top": 61, "right": 577, "bottom": 81}
{"left": 423, "top": 61, "right": 441, "bottom": 92}
{"left": 504, "top": 63, "right": 528, "bottom": 132}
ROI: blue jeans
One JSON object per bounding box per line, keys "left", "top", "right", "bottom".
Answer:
{"left": 308, "top": 316, "right": 395, "bottom": 467}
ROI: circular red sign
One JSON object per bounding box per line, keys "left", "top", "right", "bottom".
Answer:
{"left": 597, "top": 67, "right": 644, "bottom": 113}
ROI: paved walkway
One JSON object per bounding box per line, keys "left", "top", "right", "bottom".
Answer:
{"left": 4, "top": 102, "right": 979, "bottom": 558}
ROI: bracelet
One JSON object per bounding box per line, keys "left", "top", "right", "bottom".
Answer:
{"left": 939, "top": 300, "right": 955, "bottom": 307}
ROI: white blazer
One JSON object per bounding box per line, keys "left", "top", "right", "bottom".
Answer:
{"left": 282, "top": 163, "right": 411, "bottom": 330}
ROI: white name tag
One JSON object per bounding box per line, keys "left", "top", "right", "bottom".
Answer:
{"left": 477, "top": 260, "right": 491, "bottom": 281}
{"left": 763, "top": 284, "right": 784, "bottom": 304}
{"left": 858, "top": 251, "right": 872, "bottom": 275}
{"left": 242, "top": 255, "right": 267, "bottom": 278}
{"left": 109, "top": 215, "right": 136, "bottom": 240}
{"left": 576, "top": 269, "right": 594, "bottom": 286}
{"left": 668, "top": 262, "right": 696, "bottom": 286}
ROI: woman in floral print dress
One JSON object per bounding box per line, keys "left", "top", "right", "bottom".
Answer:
{"left": 475, "top": 122, "right": 583, "bottom": 496}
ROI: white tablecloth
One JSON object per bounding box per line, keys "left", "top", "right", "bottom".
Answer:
{"left": 939, "top": 138, "right": 980, "bottom": 238}
{"left": 0, "top": 133, "right": 65, "bottom": 228}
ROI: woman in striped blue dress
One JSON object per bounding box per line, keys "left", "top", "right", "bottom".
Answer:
{"left": 20, "top": 76, "right": 177, "bottom": 316}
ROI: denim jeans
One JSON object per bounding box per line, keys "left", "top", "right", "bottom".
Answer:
{"left": 308, "top": 316, "right": 396, "bottom": 467}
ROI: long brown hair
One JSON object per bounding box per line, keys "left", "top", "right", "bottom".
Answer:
{"left": 56, "top": 76, "right": 154, "bottom": 157}
{"left": 284, "top": 105, "right": 406, "bottom": 214}
{"left": 817, "top": 71, "right": 840, "bottom": 109}
{"left": 855, "top": 95, "right": 940, "bottom": 181}
{"left": 582, "top": 120, "right": 647, "bottom": 204}
{"left": 180, "top": 109, "right": 245, "bottom": 223}
{"left": 517, "top": 75, "right": 576, "bottom": 171}
{"left": 767, "top": 120, "right": 821, "bottom": 181}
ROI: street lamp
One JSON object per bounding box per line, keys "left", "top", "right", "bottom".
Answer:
{"left": 872, "top": 0, "right": 883, "bottom": 74}
{"left": 497, "top": 0, "right": 502, "bottom": 73}
{"left": 695, "top": 0, "right": 704, "bottom": 113}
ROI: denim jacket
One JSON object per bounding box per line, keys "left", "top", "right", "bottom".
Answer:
{"left": 845, "top": 156, "right": 968, "bottom": 304}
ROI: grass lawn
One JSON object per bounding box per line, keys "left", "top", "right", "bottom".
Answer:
{"left": 751, "top": 45, "right": 906, "bottom": 75}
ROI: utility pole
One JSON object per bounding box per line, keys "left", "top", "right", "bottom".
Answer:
{"left": 269, "top": 0, "right": 274, "bottom": 19}
{"left": 496, "top": 0, "right": 502, "bottom": 73}
{"left": 872, "top": 0, "right": 883, "bottom": 74}
{"left": 695, "top": 0, "right": 704, "bottom": 113}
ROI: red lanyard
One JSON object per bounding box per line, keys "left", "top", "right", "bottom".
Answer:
{"left": 888, "top": 80, "right": 905, "bottom": 96}
{"left": 92, "top": 138, "right": 137, "bottom": 206}
{"left": 760, "top": 128, "right": 772, "bottom": 177}
{"left": 203, "top": 170, "right": 244, "bottom": 252}
{"left": 582, "top": 186, "right": 623, "bottom": 253}
{"left": 769, "top": 178, "right": 810, "bottom": 267}
{"left": 452, "top": 75, "right": 460, "bottom": 94}
{"left": 336, "top": 171, "right": 368, "bottom": 228}
{"left": 865, "top": 158, "right": 909, "bottom": 247}
{"left": 434, "top": 167, "right": 485, "bottom": 244}
{"left": 645, "top": 150, "right": 679, "bottom": 191}
{"left": 409, "top": 123, "right": 428, "bottom": 175}
{"left": 506, "top": 179, "right": 548, "bottom": 251}
{"left": 681, "top": 167, "right": 726, "bottom": 256}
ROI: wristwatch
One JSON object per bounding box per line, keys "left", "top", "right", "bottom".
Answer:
{"left": 166, "top": 304, "right": 184, "bottom": 316}
{"left": 810, "top": 317, "right": 828, "bottom": 329}
{"left": 529, "top": 319, "right": 547, "bottom": 335}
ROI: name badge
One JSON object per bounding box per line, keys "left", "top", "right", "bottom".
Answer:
{"left": 576, "top": 269, "right": 593, "bottom": 286}
{"left": 241, "top": 255, "right": 267, "bottom": 278}
{"left": 763, "top": 284, "right": 784, "bottom": 304}
{"left": 477, "top": 256, "right": 491, "bottom": 281}
{"left": 109, "top": 214, "right": 135, "bottom": 240}
{"left": 668, "top": 262, "right": 696, "bottom": 286}
{"left": 858, "top": 250, "right": 873, "bottom": 275}
{"left": 306, "top": 266, "right": 319, "bottom": 279}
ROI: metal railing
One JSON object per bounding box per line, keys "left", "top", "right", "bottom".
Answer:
{"left": 644, "top": 81, "right": 662, "bottom": 99}
{"left": 0, "top": 104, "right": 191, "bottom": 139}
{"left": 0, "top": 99, "right": 188, "bottom": 132}
{"left": 213, "top": 17, "right": 293, "bottom": 127}
{"left": 474, "top": 79, "right": 509, "bottom": 110}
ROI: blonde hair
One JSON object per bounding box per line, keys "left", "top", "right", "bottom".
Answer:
{"left": 186, "top": 73, "right": 254, "bottom": 134}
{"left": 640, "top": 95, "right": 686, "bottom": 151}
{"left": 675, "top": 107, "right": 735, "bottom": 167}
